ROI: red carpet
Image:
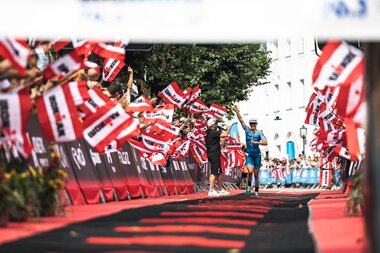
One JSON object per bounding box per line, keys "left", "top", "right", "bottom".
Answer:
{"left": 0, "top": 189, "right": 368, "bottom": 253}
{"left": 0, "top": 190, "right": 232, "bottom": 245}
{"left": 309, "top": 190, "right": 367, "bottom": 253}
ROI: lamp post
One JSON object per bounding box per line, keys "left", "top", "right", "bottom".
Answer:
{"left": 299, "top": 125, "right": 307, "bottom": 155}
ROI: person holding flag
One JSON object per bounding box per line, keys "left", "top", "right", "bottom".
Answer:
{"left": 234, "top": 104, "right": 267, "bottom": 197}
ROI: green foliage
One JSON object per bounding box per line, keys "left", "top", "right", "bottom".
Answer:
{"left": 345, "top": 170, "right": 364, "bottom": 216}
{"left": 126, "top": 44, "right": 271, "bottom": 117}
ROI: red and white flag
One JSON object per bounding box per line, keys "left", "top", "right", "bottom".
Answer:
{"left": 171, "top": 140, "right": 190, "bottom": 160}
{"left": 320, "top": 169, "right": 333, "bottom": 187}
{"left": 43, "top": 51, "right": 84, "bottom": 80}
{"left": 143, "top": 104, "right": 174, "bottom": 126}
{"left": 312, "top": 40, "right": 363, "bottom": 91}
{"left": 78, "top": 86, "right": 111, "bottom": 116}
{"left": 51, "top": 40, "right": 70, "bottom": 52}
{"left": 334, "top": 60, "right": 365, "bottom": 121}
{"left": 274, "top": 166, "right": 285, "bottom": 180}
{"left": 68, "top": 81, "right": 90, "bottom": 106}
{"left": 128, "top": 139, "right": 154, "bottom": 158}
{"left": 93, "top": 43, "right": 125, "bottom": 62}
{"left": 188, "top": 99, "right": 209, "bottom": 114}
{"left": 188, "top": 84, "right": 201, "bottom": 103}
{"left": 72, "top": 39, "right": 94, "bottom": 57}
{"left": 141, "top": 132, "right": 168, "bottom": 152}
{"left": 148, "top": 152, "right": 167, "bottom": 166}
{"left": 82, "top": 102, "right": 133, "bottom": 153}
{"left": 149, "top": 123, "right": 180, "bottom": 140}
{"left": 125, "top": 96, "right": 154, "bottom": 113}
{"left": 209, "top": 103, "right": 227, "bottom": 120}
{"left": 158, "top": 82, "right": 187, "bottom": 108}
{"left": 0, "top": 88, "right": 32, "bottom": 158}
{"left": 0, "top": 38, "right": 30, "bottom": 76}
{"left": 102, "top": 58, "right": 125, "bottom": 82}
{"left": 116, "top": 118, "right": 141, "bottom": 146}
{"left": 190, "top": 143, "right": 208, "bottom": 164}
{"left": 35, "top": 83, "right": 83, "bottom": 142}
{"left": 334, "top": 145, "right": 356, "bottom": 161}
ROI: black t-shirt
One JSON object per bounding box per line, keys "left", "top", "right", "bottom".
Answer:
{"left": 205, "top": 128, "right": 222, "bottom": 155}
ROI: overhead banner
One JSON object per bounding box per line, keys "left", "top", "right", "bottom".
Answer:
{"left": 0, "top": 0, "right": 378, "bottom": 41}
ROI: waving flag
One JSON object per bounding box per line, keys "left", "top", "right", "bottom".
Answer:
{"left": 149, "top": 123, "right": 180, "bottom": 140}
{"left": 188, "top": 99, "right": 209, "bottom": 114}
{"left": 51, "top": 39, "right": 70, "bottom": 52}
{"left": 210, "top": 103, "right": 227, "bottom": 120}
{"left": 148, "top": 152, "right": 167, "bottom": 166}
{"left": 312, "top": 40, "right": 363, "bottom": 91}
{"left": 0, "top": 38, "right": 30, "bottom": 76}
{"left": 128, "top": 139, "right": 154, "bottom": 158}
{"left": 78, "top": 86, "right": 111, "bottom": 116}
{"left": 42, "top": 51, "right": 83, "bottom": 80}
{"left": 143, "top": 104, "right": 174, "bottom": 126}
{"left": 93, "top": 43, "right": 125, "bottom": 62}
{"left": 125, "top": 96, "right": 154, "bottom": 113}
{"left": 171, "top": 140, "right": 190, "bottom": 160}
{"left": 141, "top": 132, "right": 168, "bottom": 152}
{"left": 83, "top": 102, "right": 132, "bottom": 153}
{"left": 68, "top": 81, "right": 90, "bottom": 106}
{"left": 0, "top": 88, "right": 32, "bottom": 158}
{"left": 102, "top": 58, "right": 125, "bottom": 82}
{"left": 334, "top": 145, "right": 356, "bottom": 161}
{"left": 116, "top": 118, "right": 141, "bottom": 146}
{"left": 158, "top": 82, "right": 187, "bottom": 108}
{"left": 35, "top": 83, "right": 83, "bottom": 142}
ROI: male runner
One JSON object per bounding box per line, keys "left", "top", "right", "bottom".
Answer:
{"left": 234, "top": 105, "right": 267, "bottom": 197}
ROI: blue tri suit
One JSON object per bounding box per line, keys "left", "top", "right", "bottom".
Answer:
{"left": 242, "top": 123, "right": 267, "bottom": 171}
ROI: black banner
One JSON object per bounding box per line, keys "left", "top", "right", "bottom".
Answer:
{"left": 83, "top": 143, "right": 114, "bottom": 202}
{"left": 63, "top": 139, "right": 101, "bottom": 204}
{"left": 127, "top": 143, "right": 160, "bottom": 197}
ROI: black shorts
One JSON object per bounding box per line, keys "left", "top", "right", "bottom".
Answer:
{"left": 242, "top": 172, "right": 248, "bottom": 178}
{"left": 208, "top": 155, "right": 222, "bottom": 176}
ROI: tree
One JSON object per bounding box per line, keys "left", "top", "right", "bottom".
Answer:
{"left": 126, "top": 44, "right": 271, "bottom": 117}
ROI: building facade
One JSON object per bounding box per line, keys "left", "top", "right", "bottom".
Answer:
{"left": 232, "top": 37, "right": 319, "bottom": 159}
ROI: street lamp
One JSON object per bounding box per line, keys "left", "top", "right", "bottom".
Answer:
{"left": 299, "top": 125, "right": 307, "bottom": 155}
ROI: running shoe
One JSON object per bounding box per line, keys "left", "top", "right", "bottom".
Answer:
{"left": 208, "top": 190, "right": 221, "bottom": 197}
{"left": 246, "top": 187, "right": 251, "bottom": 194}
{"left": 218, "top": 189, "right": 230, "bottom": 196}
{"left": 253, "top": 192, "right": 259, "bottom": 198}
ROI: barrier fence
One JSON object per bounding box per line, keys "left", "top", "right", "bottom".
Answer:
{"left": 26, "top": 113, "right": 355, "bottom": 206}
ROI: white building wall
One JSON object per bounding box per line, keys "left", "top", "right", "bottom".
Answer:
{"left": 231, "top": 37, "right": 318, "bottom": 159}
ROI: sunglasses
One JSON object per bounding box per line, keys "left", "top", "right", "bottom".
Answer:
{"left": 249, "top": 123, "right": 257, "bottom": 125}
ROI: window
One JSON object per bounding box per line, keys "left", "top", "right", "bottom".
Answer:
{"left": 285, "top": 39, "right": 291, "bottom": 57}
{"left": 298, "top": 38, "right": 304, "bottom": 54}
{"left": 271, "top": 41, "right": 278, "bottom": 59}
{"left": 273, "top": 84, "right": 280, "bottom": 112}
{"left": 286, "top": 81, "right": 292, "bottom": 109}
{"left": 299, "top": 79, "right": 305, "bottom": 107}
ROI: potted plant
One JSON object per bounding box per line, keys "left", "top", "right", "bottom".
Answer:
{"left": 29, "top": 147, "right": 68, "bottom": 217}
{"left": 0, "top": 168, "right": 31, "bottom": 225}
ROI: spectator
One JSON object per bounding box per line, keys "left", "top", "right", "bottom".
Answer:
{"left": 205, "top": 117, "right": 231, "bottom": 197}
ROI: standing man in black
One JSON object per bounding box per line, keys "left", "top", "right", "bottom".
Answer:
{"left": 206, "top": 117, "right": 231, "bottom": 197}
